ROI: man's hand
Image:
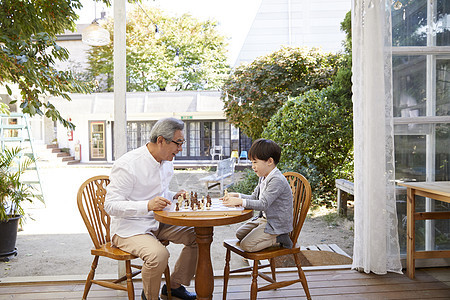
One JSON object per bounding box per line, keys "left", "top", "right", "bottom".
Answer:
{"left": 147, "top": 196, "right": 172, "bottom": 211}
{"left": 222, "top": 196, "right": 243, "bottom": 207}
{"left": 173, "top": 190, "right": 187, "bottom": 200}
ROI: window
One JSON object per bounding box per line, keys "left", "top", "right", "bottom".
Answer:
{"left": 177, "top": 120, "right": 232, "bottom": 160}
{"left": 127, "top": 121, "right": 155, "bottom": 151}
{"left": 392, "top": 0, "right": 450, "bottom": 254}
{"left": 89, "top": 121, "right": 106, "bottom": 160}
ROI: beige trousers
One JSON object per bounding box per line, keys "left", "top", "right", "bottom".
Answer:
{"left": 236, "top": 217, "right": 278, "bottom": 252}
{"left": 113, "top": 223, "right": 197, "bottom": 300}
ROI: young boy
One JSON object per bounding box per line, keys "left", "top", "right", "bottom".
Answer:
{"left": 222, "top": 138, "right": 293, "bottom": 252}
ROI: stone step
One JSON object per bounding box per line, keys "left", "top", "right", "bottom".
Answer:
{"left": 61, "top": 156, "right": 76, "bottom": 162}
{"left": 56, "top": 152, "right": 71, "bottom": 157}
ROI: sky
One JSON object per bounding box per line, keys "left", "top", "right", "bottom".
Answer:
{"left": 76, "top": 0, "right": 263, "bottom": 64}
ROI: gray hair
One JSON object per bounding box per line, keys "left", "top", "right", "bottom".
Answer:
{"left": 149, "top": 117, "right": 184, "bottom": 143}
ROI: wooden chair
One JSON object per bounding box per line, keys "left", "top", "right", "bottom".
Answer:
{"left": 77, "top": 175, "right": 171, "bottom": 300}
{"left": 222, "top": 172, "right": 312, "bottom": 300}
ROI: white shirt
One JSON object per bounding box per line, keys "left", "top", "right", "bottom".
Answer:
{"left": 104, "top": 145, "right": 176, "bottom": 239}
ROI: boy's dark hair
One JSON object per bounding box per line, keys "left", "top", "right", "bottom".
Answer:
{"left": 248, "top": 138, "right": 281, "bottom": 165}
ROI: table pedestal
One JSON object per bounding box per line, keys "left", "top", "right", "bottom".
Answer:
{"left": 194, "top": 227, "right": 214, "bottom": 300}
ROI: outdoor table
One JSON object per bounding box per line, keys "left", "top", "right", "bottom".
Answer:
{"left": 397, "top": 181, "right": 450, "bottom": 279}
{"left": 154, "top": 208, "right": 253, "bottom": 300}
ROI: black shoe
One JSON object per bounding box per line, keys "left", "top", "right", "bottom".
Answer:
{"left": 161, "top": 284, "right": 196, "bottom": 300}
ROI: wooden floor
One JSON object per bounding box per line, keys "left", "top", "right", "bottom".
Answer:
{"left": 1, "top": 267, "right": 449, "bottom": 299}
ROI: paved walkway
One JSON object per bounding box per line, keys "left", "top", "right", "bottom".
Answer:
{"left": 1, "top": 164, "right": 246, "bottom": 279}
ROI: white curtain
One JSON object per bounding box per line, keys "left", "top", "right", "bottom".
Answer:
{"left": 351, "top": 0, "right": 402, "bottom": 274}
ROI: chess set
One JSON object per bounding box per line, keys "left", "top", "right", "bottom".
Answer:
{"left": 166, "top": 190, "right": 244, "bottom": 216}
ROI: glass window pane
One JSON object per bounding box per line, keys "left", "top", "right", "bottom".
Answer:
{"left": 436, "top": 58, "right": 450, "bottom": 116}
{"left": 436, "top": 0, "right": 450, "bottom": 46}
{"left": 202, "top": 122, "right": 212, "bottom": 157}
{"left": 392, "top": 1, "right": 427, "bottom": 47}
{"left": 127, "top": 122, "right": 138, "bottom": 151}
{"left": 189, "top": 122, "right": 200, "bottom": 157}
{"left": 393, "top": 55, "right": 426, "bottom": 117}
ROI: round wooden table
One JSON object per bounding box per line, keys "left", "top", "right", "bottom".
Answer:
{"left": 154, "top": 209, "right": 253, "bottom": 300}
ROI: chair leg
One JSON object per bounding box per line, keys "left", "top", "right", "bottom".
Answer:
{"left": 269, "top": 258, "right": 277, "bottom": 282}
{"left": 293, "top": 253, "right": 311, "bottom": 300}
{"left": 222, "top": 248, "right": 231, "bottom": 300}
{"left": 250, "top": 260, "right": 258, "bottom": 300}
{"left": 125, "top": 260, "right": 135, "bottom": 300}
{"left": 164, "top": 264, "right": 172, "bottom": 300}
{"left": 82, "top": 255, "right": 99, "bottom": 300}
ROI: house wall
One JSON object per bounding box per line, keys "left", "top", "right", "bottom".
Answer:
{"left": 49, "top": 91, "right": 226, "bottom": 163}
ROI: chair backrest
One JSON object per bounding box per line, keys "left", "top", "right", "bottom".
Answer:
{"left": 210, "top": 145, "right": 223, "bottom": 155}
{"left": 283, "top": 172, "right": 312, "bottom": 245}
{"left": 239, "top": 150, "right": 248, "bottom": 159}
{"left": 77, "top": 175, "right": 111, "bottom": 249}
{"left": 216, "top": 157, "right": 235, "bottom": 177}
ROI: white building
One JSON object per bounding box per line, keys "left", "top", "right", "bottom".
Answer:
{"left": 235, "top": 0, "right": 351, "bottom": 65}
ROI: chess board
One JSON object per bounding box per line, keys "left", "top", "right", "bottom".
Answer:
{"left": 165, "top": 198, "right": 244, "bottom": 216}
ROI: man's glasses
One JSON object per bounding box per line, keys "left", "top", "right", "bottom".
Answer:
{"left": 166, "top": 138, "right": 185, "bottom": 147}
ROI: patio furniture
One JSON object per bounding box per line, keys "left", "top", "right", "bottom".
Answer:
{"left": 230, "top": 150, "right": 239, "bottom": 161}
{"left": 200, "top": 157, "right": 236, "bottom": 194}
{"left": 210, "top": 145, "right": 223, "bottom": 160}
{"left": 222, "top": 172, "right": 312, "bottom": 300}
{"left": 76, "top": 175, "right": 171, "bottom": 300}
{"left": 335, "top": 179, "right": 407, "bottom": 217}
{"left": 397, "top": 181, "right": 450, "bottom": 279}
{"left": 239, "top": 150, "right": 248, "bottom": 163}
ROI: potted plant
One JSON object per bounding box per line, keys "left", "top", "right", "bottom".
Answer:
{"left": 0, "top": 146, "right": 43, "bottom": 260}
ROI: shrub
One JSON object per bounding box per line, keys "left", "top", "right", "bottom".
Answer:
{"left": 263, "top": 85, "right": 353, "bottom": 205}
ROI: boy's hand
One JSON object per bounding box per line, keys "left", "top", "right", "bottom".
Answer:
{"left": 222, "top": 196, "right": 243, "bottom": 207}
{"left": 220, "top": 192, "right": 239, "bottom": 201}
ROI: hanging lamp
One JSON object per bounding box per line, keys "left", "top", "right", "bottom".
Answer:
{"left": 82, "top": 20, "right": 110, "bottom": 46}
{"left": 82, "top": 3, "right": 110, "bottom": 47}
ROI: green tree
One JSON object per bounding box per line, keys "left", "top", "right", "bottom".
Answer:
{"left": 87, "top": 4, "right": 230, "bottom": 92}
{"left": 262, "top": 11, "right": 353, "bottom": 204}
{"left": 263, "top": 86, "right": 353, "bottom": 204}
{"left": 0, "top": 0, "right": 96, "bottom": 129}
{"left": 221, "top": 46, "right": 341, "bottom": 140}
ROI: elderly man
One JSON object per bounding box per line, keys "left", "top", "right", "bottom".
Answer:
{"left": 105, "top": 117, "right": 197, "bottom": 300}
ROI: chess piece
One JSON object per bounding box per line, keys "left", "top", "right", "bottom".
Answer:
{"left": 206, "top": 202, "right": 211, "bottom": 210}
{"left": 175, "top": 202, "right": 179, "bottom": 211}
{"left": 224, "top": 189, "right": 228, "bottom": 198}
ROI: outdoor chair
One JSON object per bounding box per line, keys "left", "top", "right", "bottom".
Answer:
{"left": 210, "top": 145, "right": 223, "bottom": 160}
{"left": 77, "top": 175, "right": 171, "bottom": 300}
{"left": 222, "top": 172, "right": 312, "bottom": 300}
{"left": 239, "top": 150, "right": 248, "bottom": 163}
